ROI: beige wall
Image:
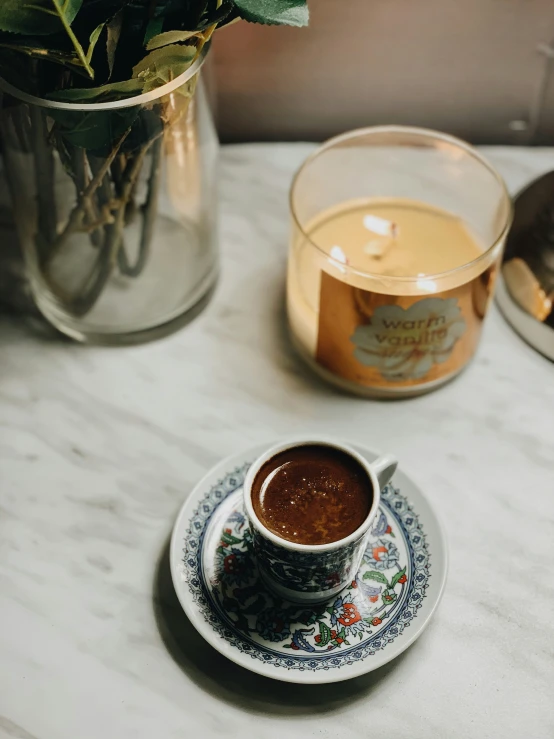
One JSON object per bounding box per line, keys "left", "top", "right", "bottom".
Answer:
{"left": 212, "top": 0, "right": 554, "bottom": 144}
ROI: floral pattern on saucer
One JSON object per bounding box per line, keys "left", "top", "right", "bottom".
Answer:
{"left": 181, "top": 463, "right": 430, "bottom": 672}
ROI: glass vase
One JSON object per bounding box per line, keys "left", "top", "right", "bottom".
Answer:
{"left": 0, "top": 47, "right": 218, "bottom": 344}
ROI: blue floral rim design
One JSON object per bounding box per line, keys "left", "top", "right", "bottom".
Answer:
{"left": 181, "top": 462, "right": 430, "bottom": 672}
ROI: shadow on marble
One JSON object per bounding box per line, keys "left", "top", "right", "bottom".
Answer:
{"left": 154, "top": 537, "right": 418, "bottom": 715}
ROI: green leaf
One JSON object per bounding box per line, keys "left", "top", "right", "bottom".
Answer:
{"left": 143, "top": 17, "right": 163, "bottom": 45}
{"left": 86, "top": 23, "right": 104, "bottom": 64}
{"left": 53, "top": 0, "right": 93, "bottom": 77}
{"left": 296, "top": 610, "right": 318, "bottom": 626}
{"left": 234, "top": 0, "right": 309, "bottom": 27}
{"left": 48, "top": 107, "right": 138, "bottom": 150}
{"left": 195, "top": 0, "right": 235, "bottom": 31}
{"left": 3, "top": 0, "right": 94, "bottom": 78}
{"left": 0, "top": 0, "right": 82, "bottom": 35}
{"left": 132, "top": 43, "right": 197, "bottom": 92}
{"left": 390, "top": 567, "right": 406, "bottom": 589}
{"left": 49, "top": 78, "right": 143, "bottom": 102}
{"left": 214, "top": 7, "right": 240, "bottom": 30}
{"left": 146, "top": 30, "right": 199, "bottom": 50}
{"left": 105, "top": 11, "right": 122, "bottom": 79}
{"left": 0, "top": 41, "right": 84, "bottom": 72}
{"left": 220, "top": 531, "right": 242, "bottom": 546}
{"left": 317, "top": 621, "right": 332, "bottom": 647}
{"left": 363, "top": 571, "right": 389, "bottom": 586}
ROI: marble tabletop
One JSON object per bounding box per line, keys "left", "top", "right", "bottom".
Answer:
{"left": 1, "top": 144, "right": 553, "bottom": 739}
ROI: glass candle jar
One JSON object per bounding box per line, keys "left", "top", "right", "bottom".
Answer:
{"left": 287, "top": 126, "right": 513, "bottom": 398}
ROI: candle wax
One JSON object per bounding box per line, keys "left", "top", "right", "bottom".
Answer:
{"left": 306, "top": 198, "right": 483, "bottom": 277}
{"left": 288, "top": 197, "right": 487, "bottom": 359}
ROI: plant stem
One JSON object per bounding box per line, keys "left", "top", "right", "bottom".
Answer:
{"left": 51, "top": 0, "right": 94, "bottom": 79}
{"left": 57, "top": 136, "right": 157, "bottom": 317}
{"left": 29, "top": 105, "right": 58, "bottom": 265}
{"left": 50, "top": 128, "right": 131, "bottom": 255}
{"left": 88, "top": 153, "right": 115, "bottom": 242}
{"left": 70, "top": 147, "right": 103, "bottom": 247}
{"left": 111, "top": 152, "right": 126, "bottom": 196}
{"left": 43, "top": 118, "right": 166, "bottom": 317}
{"left": 0, "top": 107, "right": 24, "bottom": 153}
{"left": 13, "top": 106, "right": 32, "bottom": 152}
{"left": 117, "top": 135, "right": 163, "bottom": 278}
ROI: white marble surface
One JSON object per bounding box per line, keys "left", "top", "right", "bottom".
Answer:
{"left": 1, "top": 145, "right": 553, "bottom": 739}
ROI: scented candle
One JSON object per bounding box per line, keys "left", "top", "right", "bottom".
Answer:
{"left": 287, "top": 127, "right": 512, "bottom": 398}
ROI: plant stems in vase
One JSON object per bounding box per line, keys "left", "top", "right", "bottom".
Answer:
{"left": 0, "top": 0, "right": 309, "bottom": 343}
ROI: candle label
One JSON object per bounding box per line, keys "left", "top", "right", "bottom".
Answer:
{"left": 316, "top": 267, "right": 496, "bottom": 388}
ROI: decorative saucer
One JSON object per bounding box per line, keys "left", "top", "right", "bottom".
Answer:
{"left": 170, "top": 443, "right": 447, "bottom": 684}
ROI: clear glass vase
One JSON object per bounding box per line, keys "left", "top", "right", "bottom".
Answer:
{"left": 0, "top": 47, "right": 218, "bottom": 344}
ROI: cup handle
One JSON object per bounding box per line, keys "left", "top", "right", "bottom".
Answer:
{"left": 371, "top": 454, "right": 398, "bottom": 490}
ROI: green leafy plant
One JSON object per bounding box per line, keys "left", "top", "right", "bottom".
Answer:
{"left": 0, "top": 0, "right": 309, "bottom": 100}
{"left": 0, "top": 0, "right": 308, "bottom": 318}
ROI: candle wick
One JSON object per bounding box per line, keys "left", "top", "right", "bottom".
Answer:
{"left": 362, "top": 214, "right": 398, "bottom": 259}
{"left": 363, "top": 231, "right": 398, "bottom": 259}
